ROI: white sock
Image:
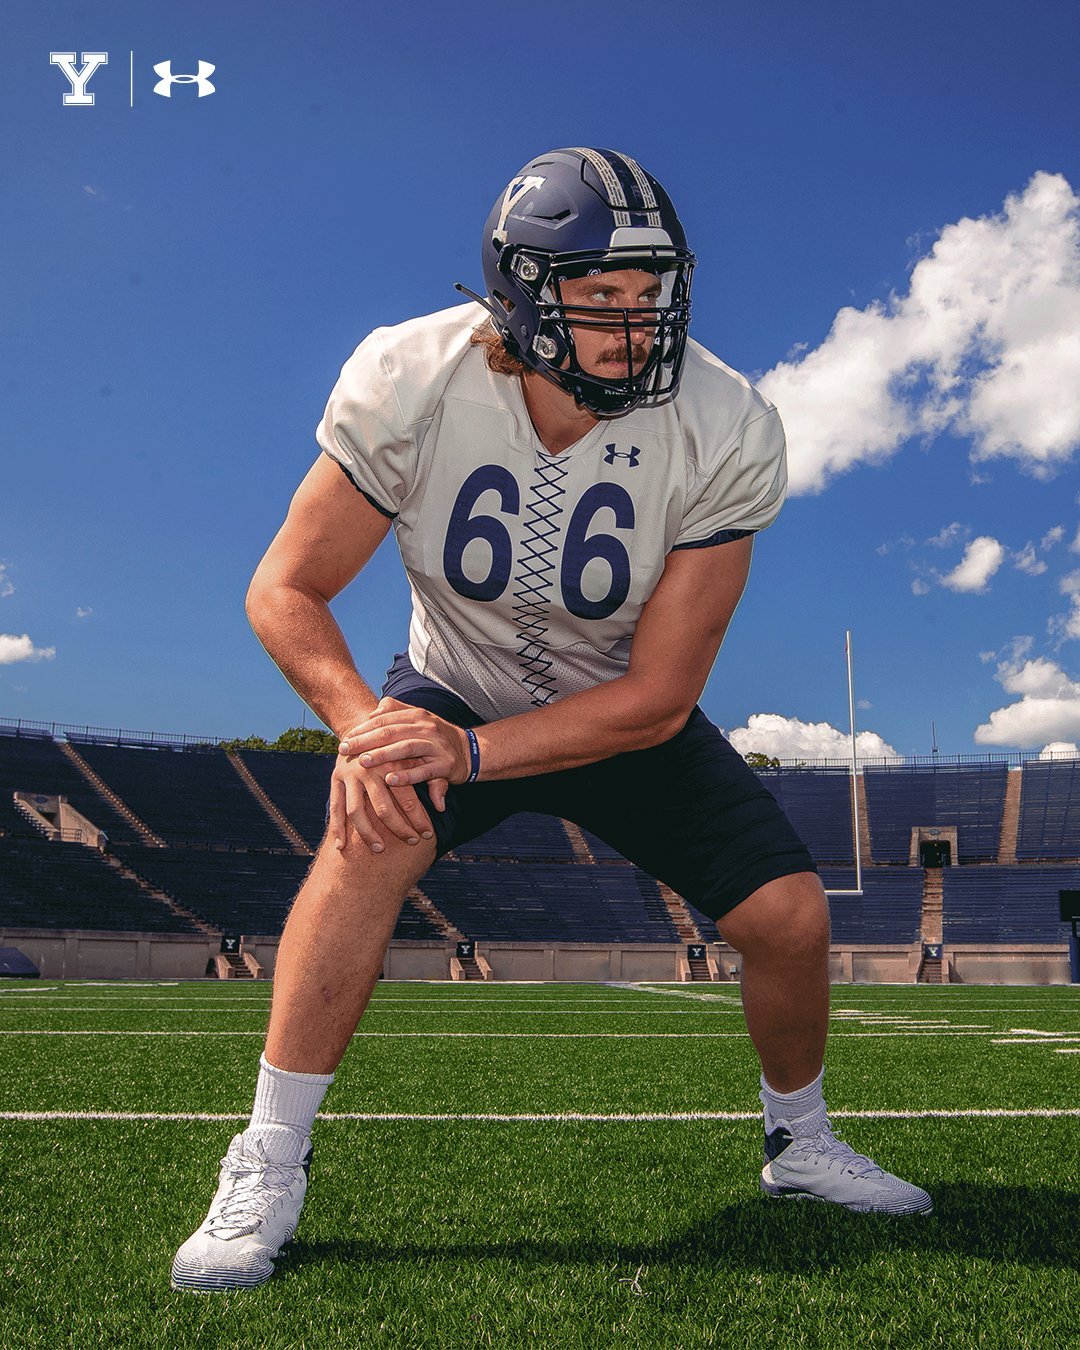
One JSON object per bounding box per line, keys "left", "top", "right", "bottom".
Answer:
{"left": 759, "top": 1066, "right": 826, "bottom": 1137}
{"left": 246, "top": 1054, "right": 334, "bottom": 1163}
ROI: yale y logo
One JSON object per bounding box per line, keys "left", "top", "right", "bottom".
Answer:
{"left": 50, "top": 52, "right": 108, "bottom": 105}
{"left": 492, "top": 175, "right": 546, "bottom": 247}
{"left": 603, "top": 444, "right": 642, "bottom": 468}
{"left": 153, "top": 60, "right": 216, "bottom": 98}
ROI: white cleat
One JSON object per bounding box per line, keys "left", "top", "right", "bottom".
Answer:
{"left": 760, "top": 1112, "right": 932, "bottom": 1216}
{"left": 170, "top": 1132, "right": 311, "bottom": 1291}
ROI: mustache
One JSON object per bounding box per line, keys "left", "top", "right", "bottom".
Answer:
{"left": 597, "top": 343, "right": 649, "bottom": 365}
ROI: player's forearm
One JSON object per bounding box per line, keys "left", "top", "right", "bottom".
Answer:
{"left": 471, "top": 675, "right": 682, "bottom": 781}
{"left": 245, "top": 581, "right": 379, "bottom": 740}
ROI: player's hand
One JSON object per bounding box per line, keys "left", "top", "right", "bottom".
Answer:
{"left": 329, "top": 699, "right": 452, "bottom": 854}
{"left": 338, "top": 699, "right": 471, "bottom": 803}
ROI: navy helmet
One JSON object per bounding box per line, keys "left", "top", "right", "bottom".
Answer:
{"left": 457, "top": 147, "right": 695, "bottom": 416}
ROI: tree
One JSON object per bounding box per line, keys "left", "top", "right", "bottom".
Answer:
{"left": 744, "top": 751, "right": 781, "bottom": 769}
{"left": 219, "top": 727, "right": 339, "bottom": 754}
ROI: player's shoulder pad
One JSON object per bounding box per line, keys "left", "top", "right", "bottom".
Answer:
{"left": 344, "top": 301, "right": 487, "bottom": 438}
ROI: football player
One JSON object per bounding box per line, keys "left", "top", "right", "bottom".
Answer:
{"left": 171, "top": 148, "right": 931, "bottom": 1292}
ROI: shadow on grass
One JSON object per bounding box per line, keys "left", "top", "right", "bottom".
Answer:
{"left": 287, "top": 1183, "right": 1080, "bottom": 1277}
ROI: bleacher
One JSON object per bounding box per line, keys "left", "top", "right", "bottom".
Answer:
{"left": 818, "top": 868, "right": 923, "bottom": 943}
{"left": 456, "top": 812, "right": 577, "bottom": 861}
{"left": 754, "top": 768, "right": 855, "bottom": 864}
{"left": 238, "top": 749, "right": 335, "bottom": 851}
{"left": 864, "top": 764, "right": 1007, "bottom": 862}
{"left": 1016, "top": 760, "right": 1080, "bottom": 860}
{"left": 70, "top": 741, "right": 286, "bottom": 849}
{"left": 0, "top": 836, "right": 201, "bottom": 933}
{"left": 0, "top": 729, "right": 141, "bottom": 844}
{"left": 419, "top": 860, "right": 678, "bottom": 943}
{"left": 942, "top": 866, "right": 1076, "bottom": 942}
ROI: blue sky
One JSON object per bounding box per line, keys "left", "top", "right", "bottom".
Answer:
{"left": 3, "top": 0, "right": 1079, "bottom": 759}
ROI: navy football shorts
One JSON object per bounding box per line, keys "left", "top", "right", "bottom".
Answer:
{"left": 370, "top": 652, "right": 818, "bottom": 923}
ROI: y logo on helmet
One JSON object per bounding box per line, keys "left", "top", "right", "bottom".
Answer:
{"left": 603, "top": 444, "right": 642, "bottom": 468}
{"left": 492, "top": 175, "right": 546, "bottom": 247}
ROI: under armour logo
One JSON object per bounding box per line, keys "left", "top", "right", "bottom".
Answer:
{"left": 603, "top": 443, "right": 642, "bottom": 467}
{"left": 153, "top": 60, "right": 216, "bottom": 97}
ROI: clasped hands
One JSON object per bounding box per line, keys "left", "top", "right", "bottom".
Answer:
{"left": 329, "top": 697, "right": 471, "bottom": 853}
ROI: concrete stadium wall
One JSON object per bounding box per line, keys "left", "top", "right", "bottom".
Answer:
{"left": 0, "top": 930, "right": 1071, "bottom": 984}
{"left": 0, "top": 928, "right": 220, "bottom": 979}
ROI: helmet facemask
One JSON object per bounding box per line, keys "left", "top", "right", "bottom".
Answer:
{"left": 499, "top": 245, "right": 694, "bottom": 416}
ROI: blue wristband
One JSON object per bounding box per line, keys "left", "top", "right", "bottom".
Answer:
{"left": 464, "top": 728, "right": 480, "bottom": 783}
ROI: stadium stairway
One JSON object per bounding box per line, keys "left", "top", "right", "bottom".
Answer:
{"left": 409, "top": 886, "right": 462, "bottom": 940}
{"left": 103, "top": 854, "right": 218, "bottom": 937}
{"left": 58, "top": 741, "right": 167, "bottom": 848}
{"left": 997, "top": 768, "right": 1022, "bottom": 863}
{"left": 657, "top": 882, "right": 703, "bottom": 944}
{"left": 918, "top": 867, "right": 947, "bottom": 984}
{"left": 226, "top": 752, "right": 312, "bottom": 856}
{"left": 219, "top": 949, "right": 254, "bottom": 979}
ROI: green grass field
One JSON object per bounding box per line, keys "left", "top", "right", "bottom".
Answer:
{"left": 1, "top": 979, "right": 1078, "bottom": 1347}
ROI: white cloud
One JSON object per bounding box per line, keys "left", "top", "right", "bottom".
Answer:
{"left": 1039, "top": 741, "right": 1079, "bottom": 758}
{"left": 911, "top": 577, "right": 930, "bottom": 596}
{"left": 974, "top": 654, "right": 1080, "bottom": 746}
{"left": 728, "top": 712, "right": 900, "bottom": 763}
{"left": 940, "top": 536, "right": 1005, "bottom": 593}
{"left": 1070, "top": 527, "right": 1080, "bottom": 554}
{"left": 1011, "top": 542, "right": 1047, "bottom": 576}
{"left": 927, "top": 522, "right": 968, "bottom": 549}
{"left": 1056, "top": 570, "right": 1080, "bottom": 639}
{"left": 760, "top": 172, "right": 1080, "bottom": 494}
{"left": 1042, "top": 525, "right": 1065, "bottom": 550}
{"left": 75, "top": 606, "right": 94, "bottom": 619}
{"left": 0, "top": 565, "right": 12, "bottom": 599}
{"left": 0, "top": 633, "right": 56, "bottom": 665}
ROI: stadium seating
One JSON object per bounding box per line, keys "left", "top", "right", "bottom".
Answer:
{"left": 70, "top": 741, "right": 286, "bottom": 849}
{"left": 942, "top": 865, "right": 1076, "bottom": 942}
{"left": 0, "top": 835, "right": 202, "bottom": 933}
{"left": 753, "top": 768, "right": 856, "bottom": 864}
{"left": 863, "top": 764, "right": 1007, "bottom": 862}
{"left": 818, "top": 868, "right": 923, "bottom": 943}
{"left": 1016, "top": 760, "right": 1080, "bottom": 860}
{"left": 419, "top": 860, "right": 679, "bottom": 943}
{"left": 456, "top": 812, "right": 577, "bottom": 861}
{"left": 237, "top": 749, "right": 335, "bottom": 851}
{"left": 0, "top": 730, "right": 141, "bottom": 844}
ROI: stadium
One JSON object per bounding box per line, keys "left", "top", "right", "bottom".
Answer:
{"left": 2, "top": 718, "right": 1079, "bottom": 985}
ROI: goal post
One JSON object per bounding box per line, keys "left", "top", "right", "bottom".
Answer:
{"left": 823, "top": 627, "right": 864, "bottom": 898}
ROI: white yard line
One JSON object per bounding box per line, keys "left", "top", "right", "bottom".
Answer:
{"left": 2, "top": 1107, "right": 1078, "bottom": 1123}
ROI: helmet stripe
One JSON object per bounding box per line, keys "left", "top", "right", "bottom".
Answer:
{"left": 571, "top": 147, "right": 632, "bottom": 227}
{"left": 609, "top": 150, "right": 662, "bottom": 227}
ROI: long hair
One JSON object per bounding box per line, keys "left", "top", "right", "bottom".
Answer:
{"left": 470, "top": 319, "right": 527, "bottom": 377}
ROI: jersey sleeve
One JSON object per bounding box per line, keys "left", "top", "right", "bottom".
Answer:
{"left": 672, "top": 405, "right": 788, "bottom": 550}
{"left": 315, "top": 329, "right": 417, "bottom": 519}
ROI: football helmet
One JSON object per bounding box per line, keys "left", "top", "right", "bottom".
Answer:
{"left": 457, "top": 147, "right": 695, "bottom": 416}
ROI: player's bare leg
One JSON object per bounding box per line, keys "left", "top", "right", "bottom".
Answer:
{"left": 171, "top": 830, "right": 438, "bottom": 1290}
{"left": 264, "top": 830, "right": 438, "bottom": 1073}
{"left": 719, "top": 871, "right": 931, "bottom": 1214}
{"left": 717, "top": 871, "right": 830, "bottom": 1092}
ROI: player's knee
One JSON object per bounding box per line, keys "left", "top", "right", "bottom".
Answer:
{"left": 719, "top": 871, "right": 829, "bottom": 957}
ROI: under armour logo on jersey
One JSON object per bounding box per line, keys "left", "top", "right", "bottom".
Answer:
{"left": 604, "top": 444, "right": 642, "bottom": 467}
{"left": 153, "top": 60, "right": 216, "bottom": 97}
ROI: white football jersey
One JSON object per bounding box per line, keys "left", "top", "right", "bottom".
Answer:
{"left": 316, "top": 302, "right": 787, "bottom": 723}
